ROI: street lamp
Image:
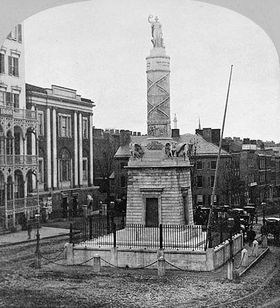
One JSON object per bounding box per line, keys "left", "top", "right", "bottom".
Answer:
{"left": 227, "top": 217, "right": 235, "bottom": 280}
{"left": 34, "top": 213, "right": 41, "bottom": 268}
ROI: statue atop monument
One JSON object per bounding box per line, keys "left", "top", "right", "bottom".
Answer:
{"left": 148, "top": 15, "right": 164, "bottom": 48}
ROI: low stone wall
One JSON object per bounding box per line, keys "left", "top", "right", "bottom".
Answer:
{"left": 67, "top": 234, "right": 243, "bottom": 271}
{"left": 213, "top": 234, "right": 243, "bottom": 269}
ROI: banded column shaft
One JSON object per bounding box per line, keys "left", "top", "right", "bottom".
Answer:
{"left": 52, "top": 108, "right": 57, "bottom": 188}
{"left": 146, "top": 48, "right": 171, "bottom": 137}
{"left": 74, "top": 112, "right": 78, "bottom": 186}
{"left": 79, "top": 113, "right": 83, "bottom": 186}
{"left": 46, "top": 107, "right": 52, "bottom": 189}
{"left": 89, "top": 114, "right": 93, "bottom": 186}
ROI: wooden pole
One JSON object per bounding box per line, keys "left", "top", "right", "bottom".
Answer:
{"left": 205, "top": 65, "right": 233, "bottom": 250}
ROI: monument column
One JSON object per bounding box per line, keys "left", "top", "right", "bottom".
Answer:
{"left": 146, "top": 16, "right": 171, "bottom": 138}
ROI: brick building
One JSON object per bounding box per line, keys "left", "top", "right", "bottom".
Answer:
{"left": 93, "top": 128, "right": 121, "bottom": 199}
{"left": 222, "top": 137, "right": 280, "bottom": 206}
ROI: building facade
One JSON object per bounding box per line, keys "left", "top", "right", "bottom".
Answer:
{"left": 223, "top": 137, "right": 280, "bottom": 206}
{"left": 26, "top": 83, "right": 96, "bottom": 216}
{"left": 0, "top": 24, "right": 39, "bottom": 230}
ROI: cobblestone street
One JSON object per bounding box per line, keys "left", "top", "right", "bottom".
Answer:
{"left": 0, "top": 236, "right": 279, "bottom": 307}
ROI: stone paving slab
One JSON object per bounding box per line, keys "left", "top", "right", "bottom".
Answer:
{"left": 0, "top": 227, "right": 69, "bottom": 246}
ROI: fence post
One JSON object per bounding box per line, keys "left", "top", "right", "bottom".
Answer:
{"left": 159, "top": 224, "right": 163, "bottom": 250}
{"left": 93, "top": 254, "right": 101, "bottom": 273}
{"left": 69, "top": 222, "right": 73, "bottom": 244}
{"left": 113, "top": 222, "right": 117, "bottom": 248}
{"left": 89, "top": 216, "right": 93, "bottom": 240}
{"left": 158, "top": 256, "right": 165, "bottom": 277}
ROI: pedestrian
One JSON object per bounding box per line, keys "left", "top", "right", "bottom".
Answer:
{"left": 252, "top": 239, "right": 259, "bottom": 257}
{"left": 247, "top": 226, "right": 256, "bottom": 246}
{"left": 27, "top": 220, "right": 32, "bottom": 240}
{"left": 255, "top": 215, "right": 258, "bottom": 224}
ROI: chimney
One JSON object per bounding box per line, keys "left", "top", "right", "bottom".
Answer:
{"left": 120, "top": 130, "right": 131, "bottom": 146}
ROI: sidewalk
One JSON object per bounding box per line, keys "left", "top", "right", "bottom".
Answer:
{"left": 233, "top": 241, "right": 269, "bottom": 277}
{"left": 0, "top": 227, "right": 70, "bottom": 246}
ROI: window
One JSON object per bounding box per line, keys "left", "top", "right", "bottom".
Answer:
{"left": 210, "top": 176, "right": 215, "bottom": 187}
{"left": 60, "top": 149, "right": 71, "bottom": 182}
{"left": 197, "top": 194, "right": 203, "bottom": 204}
{"left": 38, "top": 158, "right": 44, "bottom": 184}
{"left": 121, "top": 175, "right": 126, "bottom": 188}
{"left": 14, "top": 171, "right": 24, "bottom": 199}
{"left": 17, "top": 25, "right": 22, "bottom": 43}
{"left": 82, "top": 157, "right": 88, "bottom": 181}
{"left": 0, "top": 54, "right": 4, "bottom": 74}
{"left": 210, "top": 160, "right": 217, "bottom": 170}
{"left": 6, "top": 131, "right": 13, "bottom": 155}
{"left": 6, "top": 92, "right": 12, "bottom": 107}
{"left": 8, "top": 56, "right": 19, "bottom": 77}
{"left": 7, "top": 25, "right": 22, "bottom": 43}
{"left": 0, "top": 91, "right": 4, "bottom": 105}
{"left": 12, "top": 93, "right": 19, "bottom": 108}
{"left": 196, "top": 160, "right": 203, "bottom": 170}
{"left": 38, "top": 111, "right": 44, "bottom": 136}
{"left": 82, "top": 117, "right": 88, "bottom": 139}
{"left": 58, "top": 114, "right": 72, "bottom": 137}
{"left": 260, "top": 173, "right": 265, "bottom": 184}
{"left": 197, "top": 176, "right": 203, "bottom": 188}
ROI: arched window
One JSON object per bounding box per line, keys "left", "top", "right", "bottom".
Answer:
{"left": 7, "top": 176, "right": 13, "bottom": 201}
{"left": 6, "top": 131, "right": 13, "bottom": 155}
{"left": 59, "top": 149, "right": 71, "bottom": 182}
{"left": 26, "top": 170, "right": 34, "bottom": 194}
{"left": 0, "top": 172, "right": 4, "bottom": 205}
{"left": 0, "top": 125, "right": 4, "bottom": 157}
{"left": 14, "top": 170, "right": 24, "bottom": 198}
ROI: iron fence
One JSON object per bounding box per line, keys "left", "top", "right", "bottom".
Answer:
{"left": 74, "top": 220, "right": 206, "bottom": 250}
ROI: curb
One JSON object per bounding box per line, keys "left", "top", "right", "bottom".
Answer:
{"left": 0, "top": 231, "right": 81, "bottom": 248}
{"left": 239, "top": 247, "right": 270, "bottom": 277}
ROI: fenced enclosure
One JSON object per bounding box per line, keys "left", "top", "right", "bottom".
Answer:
{"left": 73, "top": 217, "right": 206, "bottom": 250}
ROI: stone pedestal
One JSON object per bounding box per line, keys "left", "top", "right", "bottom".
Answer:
{"left": 126, "top": 138, "right": 193, "bottom": 226}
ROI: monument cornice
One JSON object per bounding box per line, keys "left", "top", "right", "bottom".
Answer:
{"left": 146, "top": 70, "right": 170, "bottom": 73}
{"left": 146, "top": 56, "right": 170, "bottom": 60}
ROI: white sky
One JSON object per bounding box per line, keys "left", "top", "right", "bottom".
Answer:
{"left": 23, "top": 0, "right": 280, "bottom": 142}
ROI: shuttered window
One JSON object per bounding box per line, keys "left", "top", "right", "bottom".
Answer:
{"left": 17, "top": 25, "right": 22, "bottom": 43}
{"left": 8, "top": 56, "right": 19, "bottom": 77}
{"left": 0, "top": 54, "right": 4, "bottom": 73}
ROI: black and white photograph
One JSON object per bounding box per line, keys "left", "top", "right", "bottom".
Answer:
{"left": 0, "top": 0, "right": 280, "bottom": 307}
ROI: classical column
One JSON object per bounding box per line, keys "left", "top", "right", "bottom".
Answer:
{"left": 79, "top": 113, "right": 83, "bottom": 186}
{"left": 12, "top": 179, "right": 15, "bottom": 227}
{"left": 74, "top": 111, "right": 78, "bottom": 187}
{"left": 89, "top": 114, "right": 93, "bottom": 186}
{"left": 52, "top": 108, "right": 57, "bottom": 188}
{"left": 4, "top": 182, "right": 8, "bottom": 229}
{"left": 23, "top": 179, "right": 27, "bottom": 213}
{"left": 46, "top": 107, "right": 52, "bottom": 189}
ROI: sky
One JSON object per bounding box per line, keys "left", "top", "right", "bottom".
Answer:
{"left": 23, "top": 0, "right": 280, "bottom": 142}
